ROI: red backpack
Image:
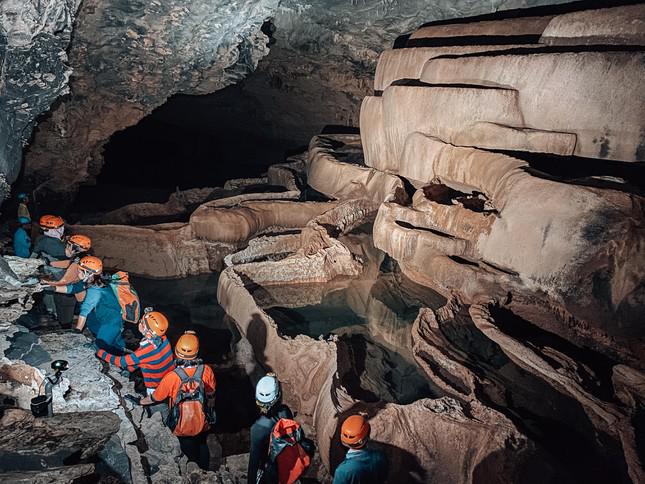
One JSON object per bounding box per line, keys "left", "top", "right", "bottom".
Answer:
{"left": 109, "top": 271, "right": 140, "bottom": 323}
{"left": 267, "top": 418, "right": 312, "bottom": 484}
{"left": 165, "top": 366, "right": 211, "bottom": 437}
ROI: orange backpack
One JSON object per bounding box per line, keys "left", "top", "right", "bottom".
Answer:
{"left": 109, "top": 271, "right": 140, "bottom": 323}
{"left": 166, "top": 366, "right": 211, "bottom": 437}
{"left": 268, "top": 418, "right": 311, "bottom": 484}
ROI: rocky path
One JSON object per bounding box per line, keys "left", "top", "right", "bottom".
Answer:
{"left": 0, "top": 254, "right": 250, "bottom": 483}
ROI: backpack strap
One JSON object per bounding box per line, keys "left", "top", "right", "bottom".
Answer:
{"left": 175, "top": 366, "right": 190, "bottom": 382}
{"left": 193, "top": 364, "right": 205, "bottom": 381}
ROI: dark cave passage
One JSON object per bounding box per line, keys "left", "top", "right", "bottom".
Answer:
{"left": 75, "top": 83, "right": 306, "bottom": 213}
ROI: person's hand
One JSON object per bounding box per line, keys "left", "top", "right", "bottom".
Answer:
{"left": 124, "top": 394, "right": 142, "bottom": 405}
{"left": 40, "top": 279, "right": 54, "bottom": 285}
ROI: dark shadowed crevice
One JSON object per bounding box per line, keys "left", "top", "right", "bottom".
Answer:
{"left": 395, "top": 220, "right": 455, "bottom": 239}
{"left": 406, "top": 34, "right": 542, "bottom": 48}
{"left": 390, "top": 78, "right": 515, "bottom": 91}
{"left": 491, "top": 149, "right": 645, "bottom": 193}
{"left": 489, "top": 305, "right": 617, "bottom": 401}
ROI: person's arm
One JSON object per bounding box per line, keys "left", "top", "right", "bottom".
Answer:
{"left": 141, "top": 374, "right": 172, "bottom": 405}
{"left": 46, "top": 279, "right": 83, "bottom": 293}
{"left": 46, "top": 262, "right": 79, "bottom": 286}
{"left": 204, "top": 366, "right": 216, "bottom": 397}
{"left": 49, "top": 259, "right": 72, "bottom": 269}
{"left": 75, "top": 287, "right": 100, "bottom": 331}
{"left": 97, "top": 346, "right": 140, "bottom": 371}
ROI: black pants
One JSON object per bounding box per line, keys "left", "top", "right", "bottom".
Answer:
{"left": 178, "top": 433, "right": 209, "bottom": 470}
{"left": 54, "top": 292, "right": 76, "bottom": 325}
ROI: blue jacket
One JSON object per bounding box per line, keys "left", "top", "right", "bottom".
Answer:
{"left": 333, "top": 447, "right": 388, "bottom": 484}
{"left": 66, "top": 282, "right": 122, "bottom": 324}
{"left": 13, "top": 227, "right": 31, "bottom": 258}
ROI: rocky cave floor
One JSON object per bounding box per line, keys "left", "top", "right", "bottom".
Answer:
{"left": 0, "top": 259, "right": 268, "bottom": 483}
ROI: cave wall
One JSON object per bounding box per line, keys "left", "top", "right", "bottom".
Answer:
{"left": 10, "top": 0, "right": 571, "bottom": 200}
{"left": 0, "top": 0, "right": 81, "bottom": 201}
{"left": 19, "top": 0, "right": 279, "bottom": 198}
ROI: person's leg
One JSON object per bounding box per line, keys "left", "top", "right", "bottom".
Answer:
{"left": 96, "top": 318, "right": 125, "bottom": 355}
{"left": 42, "top": 293, "right": 57, "bottom": 317}
{"left": 178, "top": 436, "right": 200, "bottom": 464}
{"left": 54, "top": 293, "right": 76, "bottom": 326}
{"left": 197, "top": 432, "right": 210, "bottom": 470}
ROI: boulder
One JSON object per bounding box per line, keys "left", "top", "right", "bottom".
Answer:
{"left": 0, "top": 408, "right": 120, "bottom": 471}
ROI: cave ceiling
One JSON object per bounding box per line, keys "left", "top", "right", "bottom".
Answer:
{"left": 1, "top": 0, "right": 571, "bottom": 200}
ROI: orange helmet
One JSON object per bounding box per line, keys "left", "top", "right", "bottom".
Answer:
{"left": 39, "top": 215, "right": 64, "bottom": 229}
{"left": 78, "top": 255, "right": 103, "bottom": 274}
{"left": 340, "top": 415, "right": 370, "bottom": 448}
{"left": 68, "top": 234, "right": 92, "bottom": 251}
{"left": 175, "top": 330, "right": 199, "bottom": 360}
{"left": 141, "top": 310, "right": 169, "bottom": 337}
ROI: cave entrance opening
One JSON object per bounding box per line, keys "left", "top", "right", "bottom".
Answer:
{"left": 73, "top": 83, "right": 306, "bottom": 214}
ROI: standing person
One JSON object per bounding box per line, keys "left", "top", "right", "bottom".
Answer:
{"left": 13, "top": 217, "right": 32, "bottom": 258}
{"left": 41, "top": 234, "right": 93, "bottom": 327}
{"left": 46, "top": 256, "right": 126, "bottom": 354}
{"left": 140, "top": 331, "right": 216, "bottom": 469}
{"left": 248, "top": 373, "right": 293, "bottom": 484}
{"left": 97, "top": 308, "right": 175, "bottom": 395}
{"left": 332, "top": 415, "right": 388, "bottom": 484}
{"left": 17, "top": 193, "right": 31, "bottom": 221}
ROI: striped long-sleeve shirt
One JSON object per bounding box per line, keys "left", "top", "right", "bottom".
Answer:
{"left": 97, "top": 336, "right": 175, "bottom": 389}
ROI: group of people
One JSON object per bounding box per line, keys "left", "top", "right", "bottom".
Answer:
{"left": 9, "top": 196, "right": 387, "bottom": 483}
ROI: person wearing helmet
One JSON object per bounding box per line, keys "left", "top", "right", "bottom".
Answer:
{"left": 13, "top": 216, "right": 32, "bottom": 258}
{"left": 333, "top": 415, "right": 387, "bottom": 484}
{"left": 40, "top": 234, "right": 93, "bottom": 327}
{"left": 248, "top": 373, "right": 293, "bottom": 484}
{"left": 41, "top": 234, "right": 92, "bottom": 287}
{"left": 96, "top": 308, "right": 175, "bottom": 395}
{"left": 17, "top": 192, "right": 30, "bottom": 221}
{"left": 140, "top": 330, "right": 216, "bottom": 469}
{"left": 32, "top": 215, "right": 66, "bottom": 261}
{"left": 31, "top": 215, "right": 67, "bottom": 319}
{"left": 47, "top": 256, "right": 126, "bottom": 354}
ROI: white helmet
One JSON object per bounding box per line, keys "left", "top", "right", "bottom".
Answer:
{"left": 255, "top": 373, "right": 280, "bottom": 409}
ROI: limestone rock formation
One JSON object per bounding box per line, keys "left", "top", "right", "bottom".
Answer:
{"left": 213, "top": 4, "right": 645, "bottom": 483}
{"left": 0, "top": 0, "right": 81, "bottom": 200}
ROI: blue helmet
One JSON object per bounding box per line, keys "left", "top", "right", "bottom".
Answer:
{"left": 18, "top": 216, "right": 31, "bottom": 224}
{"left": 17, "top": 192, "right": 28, "bottom": 201}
